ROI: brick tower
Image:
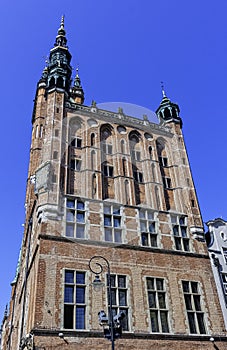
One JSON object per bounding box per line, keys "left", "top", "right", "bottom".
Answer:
{"left": 1, "top": 18, "right": 227, "bottom": 350}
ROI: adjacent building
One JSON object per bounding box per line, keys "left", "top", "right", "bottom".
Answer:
{"left": 206, "top": 218, "right": 227, "bottom": 330}
{"left": 1, "top": 18, "right": 227, "bottom": 350}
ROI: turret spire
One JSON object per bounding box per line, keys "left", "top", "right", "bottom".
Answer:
{"left": 156, "top": 85, "right": 181, "bottom": 126}
{"left": 70, "top": 67, "right": 85, "bottom": 104}
{"left": 161, "top": 81, "right": 166, "bottom": 98}
{"left": 54, "top": 15, "right": 67, "bottom": 48}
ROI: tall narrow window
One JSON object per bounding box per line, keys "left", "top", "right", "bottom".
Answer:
{"left": 133, "top": 170, "right": 143, "bottom": 183}
{"left": 149, "top": 146, "right": 152, "bottom": 160}
{"left": 146, "top": 277, "right": 169, "bottom": 333}
{"left": 91, "top": 150, "right": 96, "bottom": 170}
{"left": 221, "top": 274, "right": 227, "bottom": 302}
{"left": 91, "top": 133, "right": 95, "bottom": 146}
{"left": 66, "top": 199, "right": 86, "bottom": 238}
{"left": 39, "top": 124, "right": 43, "bottom": 138}
{"left": 125, "top": 180, "right": 130, "bottom": 205}
{"left": 104, "top": 205, "right": 122, "bottom": 243}
{"left": 182, "top": 281, "right": 206, "bottom": 334}
{"left": 122, "top": 158, "right": 127, "bottom": 176}
{"left": 139, "top": 210, "right": 158, "bottom": 247}
{"left": 107, "top": 274, "right": 129, "bottom": 331}
{"left": 92, "top": 174, "right": 97, "bottom": 198}
{"left": 64, "top": 270, "right": 86, "bottom": 329}
{"left": 121, "top": 139, "right": 125, "bottom": 154}
{"left": 103, "top": 164, "right": 114, "bottom": 177}
{"left": 171, "top": 216, "right": 189, "bottom": 252}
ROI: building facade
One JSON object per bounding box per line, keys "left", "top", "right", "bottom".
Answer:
{"left": 1, "top": 18, "right": 227, "bottom": 350}
{"left": 206, "top": 218, "right": 227, "bottom": 330}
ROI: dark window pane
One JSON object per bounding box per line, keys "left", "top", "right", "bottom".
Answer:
{"left": 188, "top": 313, "right": 197, "bottom": 334}
{"left": 76, "top": 307, "right": 85, "bottom": 329}
{"left": 118, "top": 276, "right": 126, "bottom": 288}
{"left": 65, "top": 270, "right": 74, "bottom": 283}
{"left": 173, "top": 225, "right": 179, "bottom": 236}
{"left": 156, "top": 279, "right": 164, "bottom": 291}
{"left": 77, "top": 201, "right": 84, "bottom": 210}
{"left": 194, "top": 295, "right": 201, "bottom": 311}
{"left": 139, "top": 210, "right": 146, "bottom": 219}
{"left": 183, "top": 239, "right": 190, "bottom": 251}
{"left": 120, "top": 309, "right": 128, "bottom": 331}
{"left": 67, "top": 200, "right": 75, "bottom": 208}
{"left": 181, "top": 227, "right": 187, "bottom": 237}
{"left": 160, "top": 311, "right": 169, "bottom": 333}
{"left": 182, "top": 281, "right": 189, "bottom": 293}
{"left": 147, "top": 278, "right": 154, "bottom": 290}
{"left": 76, "top": 272, "right": 85, "bottom": 284}
{"left": 119, "top": 290, "right": 127, "bottom": 306}
{"left": 113, "top": 207, "right": 120, "bottom": 215}
{"left": 140, "top": 221, "right": 146, "bottom": 232}
{"left": 76, "top": 212, "right": 85, "bottom": 223}
{"left": 179, "top": 217, "right": 185, "bottom": 225}
{"left": 197, "top": 313, "right": 206, "bottom": 334}
{"left": 149, "top": 223, "right": 155, "bottom": 233}
{"left": 148, "top": 292, "right": 156, "bottom": 308}
{"left": 158, "top": 293, "right": 166, "bottom": 308}
{"left": 64, "top": 305, "right": 74, "bottom": 329}
{"left": 150, "top": 311, "right": 159, "bottom": 332}
{"left": 105, "top": 229, "right": 112, "bottom": 241}
{"left": 111, "top": 290, "right": 117, "bottom": 305}
{"left": 191, "top": 282, "right": 198, "bottom": 294}
{"left": 104, "top": 215, "right": 111, "bottom": 226}
{"left": 76, "top": 138, "right": 82, "bottom": 148}
{"left": 175, "top": 237, "right": 182, "bottom": 250}
{"left": 109, "top": 167, "right": 113, "bottom": 177}
{"left": 185, "top": 295, "right": 192, "bottom": 310}
{"left": 142, "top": 232, "right": 148, "bottom": 246}
{"left": 64, "top": 286, "right": 74, "bottom": 303}
{"left": 110, "top": 275, "right": 116, "bottom": 287}
{"left": 76, "top": 287, "right": 85, "bottom": 303}
{"left": 150, "top": 234, "right": 157, "bottom": 247}
{"left": 114, "top": 217, "right": 121, "bottom": 227}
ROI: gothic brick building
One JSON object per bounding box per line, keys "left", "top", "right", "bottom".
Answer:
{"left": 1, "top": 17, "right": 227, "bottom": 350}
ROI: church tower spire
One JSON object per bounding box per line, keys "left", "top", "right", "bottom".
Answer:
{"left": 156, "top": 84, "right": 182, "bottom": 127}
{"left": 70, "top": 67, "right": 85, "bottom": 104}
{"left": 45, "top": 16, "right": 72, "bottom": 93}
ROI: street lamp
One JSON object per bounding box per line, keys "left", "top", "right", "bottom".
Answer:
{"left": 89, "top": 255, "right": 124, "bottom": 350}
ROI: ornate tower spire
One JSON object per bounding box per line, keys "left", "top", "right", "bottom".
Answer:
{"left": 70, "top": 67, "right": 85, "bottom": 104}
{"left": 45, "top": 16, "right": 72, "bottom": 93}
{"left": 156, "top": 85, "right": 181, "bottom": 126}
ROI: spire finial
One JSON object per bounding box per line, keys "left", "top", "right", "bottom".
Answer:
{"left": 60, "top": 15, "right": 65, "bottom": 29}
{"left": 161, "top": 81, "right": 166, "bottom": 98}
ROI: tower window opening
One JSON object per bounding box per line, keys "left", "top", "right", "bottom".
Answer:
{"left": 91, "top": 133, "right": 95, "bottom": 146}
{"left": 139, "top": 209, "right": 158, "bottom": 247}
{"left": 65, "top": 198, "right": 86, "bottom": 239}
{"left": 104, "top": 205, "right": 122, "bottom": 243}
{"left": 71, "top": 137, "right": 82, "bottom": 148}
{"left": 171, "top": 216, "right": 190, "bottom": 252}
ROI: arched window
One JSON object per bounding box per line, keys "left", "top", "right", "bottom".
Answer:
{"left": 91, "top": 133, "right": 95, "bottom": 147}
{"left": 92, "top": 173, "right": 97, "bottom": 198}
{"left": 35, "top": 125, "right": 39, "bottom": 139}
{"left": 149, "top": 146, "right": 152, "bottom": 160}
{"left": 121, "top": 140, "right": 125, "bottom": 154}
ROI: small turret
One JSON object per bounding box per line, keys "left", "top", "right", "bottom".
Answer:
{"left": 156, "top": 83, "right": 182, "bottom": 127}
{"left": 70, "top": 68, "right": 85, "bottom": 104}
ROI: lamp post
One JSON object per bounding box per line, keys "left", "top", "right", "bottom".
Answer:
{"left": 89, "top": 255, "right": 115, "bottom": 350}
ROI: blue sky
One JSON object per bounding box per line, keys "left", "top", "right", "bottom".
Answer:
{"left": 1, "top": 0, "right": 227, "bottom": 319}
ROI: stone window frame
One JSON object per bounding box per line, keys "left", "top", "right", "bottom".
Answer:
{"left": 139, "top": 209, "right": 158, "bottom": 248}
{"left": 146, "top": 276, "right": 170, "bottom": 333}
{"left": 103, "top": 204, "right": 123, "bottom": 243}
{"left": 63, "top": 269, "right": 87, "bottom": 330}
{"left": 181, "top": 280, "right": 207, "bottom": 334}
{"left": 170, "top": 215, "right": 190, "bottom": 252}
{"left": 65, "top": 198, "right": 86, "bottom": 239}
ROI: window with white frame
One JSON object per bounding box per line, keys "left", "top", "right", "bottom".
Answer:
{"left": 71, "top": 137, "right": 82, "bottom": 148}
{"left": 102, "top": 143, "right": 113, "bottom": 155}
{"left": 107, "top": 274, "right": 129, "bottom": 331}
{"left": 70, "top": 158, "right": 82, "bottom": 171}
{"left": 64, "top": 270, "right": 86, "bottom": 329}
{"left": 104, "top": 205, "right": 122, "bottom": 243}
{"left": 131, "top": 150, "right": 141, "bottom": 161}
{"left": 146, "top": 277, "right": 169, "bottom": 333}
{"left": 133, "top": 170, "right": 143, "bottom": 183}
{"left": 103, "top": 164, "right": 114, "bottom": 177}
{"left": 162, "top": 177, "right": 171, "bottom": 189}
{"left": 139, "top": 209, "right": 158, "bottom": 247}
{"left": 66, "top": 198, "right": 86, "bottom": 238}
{"left": 182, "top": 281, "right": 206, "bottom": 334}
{"left": 171, "top": 216, "right": 190, "bottom": 252}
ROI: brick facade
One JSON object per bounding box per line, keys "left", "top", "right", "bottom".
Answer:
{"left": 1, "top": 18, "right": 227, "bottom": 350}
